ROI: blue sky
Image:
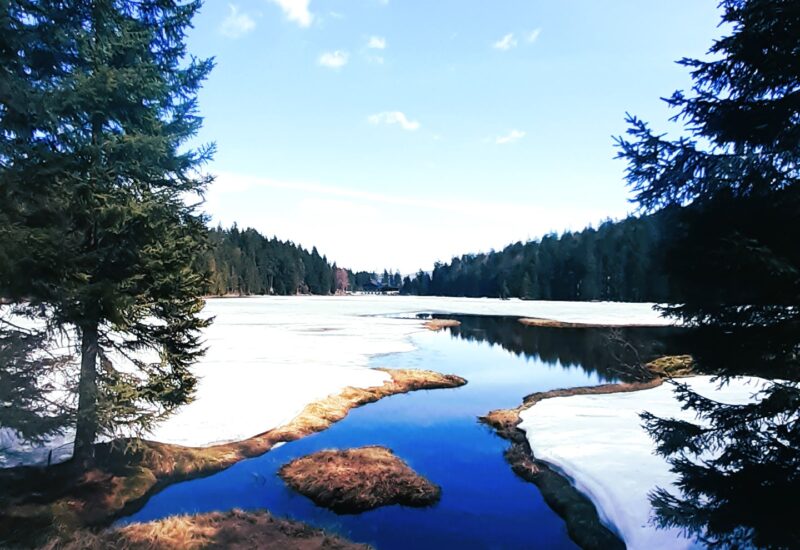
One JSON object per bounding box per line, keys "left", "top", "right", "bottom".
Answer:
{"left": 190, "top": 0, "right": 723, "bottom": 273}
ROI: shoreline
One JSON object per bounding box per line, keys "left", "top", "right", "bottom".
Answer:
{"left": 518, "top": 317, "right": 666, "bottom": 329}
{"left": 0, "top": 368, "right": 466, "bottom": 547}
{"left": 480, "top": 378, "right": 665, "bottom": 550}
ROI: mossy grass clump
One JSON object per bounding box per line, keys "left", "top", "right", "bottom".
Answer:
{"left": 279, "top": 446, "right": 441, "bottom": 514}
{"left": 645, "top": 355, "right": 695, "bottom": 377}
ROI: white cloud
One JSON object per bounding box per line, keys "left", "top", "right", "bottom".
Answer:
{"left": 220, "top": 5, "right": 256, "bottom": 38}
{"left": 496, "top": 129, "right": 526, "bottom": 145}
{"left": 493, "top": 33, "right": 517, "bottom": 51}
{"left": 527, "top": 28, "right": 541, "bottom": 43}
{"left": 368, "top": 111, "right": 420, "bottom": 131}
{"left": 318, "top": 50, "right": 349, "bottom": 69}
{"left": 367, "top": 36, "right": 386, "bottom": 49}
{"left": 268, "top": 0, "right": 313, "bottom": 28}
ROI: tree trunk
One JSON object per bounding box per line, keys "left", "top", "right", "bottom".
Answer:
{"left": 73, "top": 323, "right": 99, "bottom": 465}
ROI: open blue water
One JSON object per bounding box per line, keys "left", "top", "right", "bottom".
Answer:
{"left": 121, "top": 317, "right": 677, "bottom": 549}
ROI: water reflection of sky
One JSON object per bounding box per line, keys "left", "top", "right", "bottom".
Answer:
{"left": 122, "top": 319, "right": 678, "bottom": 549}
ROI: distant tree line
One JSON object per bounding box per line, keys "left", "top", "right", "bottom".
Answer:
{"left": 350, "top": 269, "right": 403, "bottom": 290}
{"left": 204, "top": 226, "right": 337, "bottom": 295}
{"left": 400, "top": 210, "right": 676, "bottom": 302}
{"left": 206, "top": 213, "right": 677, "bottom": 301}
{"left": 203, "top": 226, "right": 404, "bottom": 296}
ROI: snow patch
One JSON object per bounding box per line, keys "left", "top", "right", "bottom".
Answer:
{"left": 518, "top": 376, "right": 768, "bottom": 550}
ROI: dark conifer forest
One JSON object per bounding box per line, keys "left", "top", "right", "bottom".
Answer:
{"left": 202, "top": 226, "right": 410, "bottom": 296}
{"left": 400, "top": 210, "right": 675, "bottom": 302}
{"left": 203, "top": 211, "right": 675, "bottom": 302}
{"left": 204, "top": 226, "right": 338, "bottom": 296}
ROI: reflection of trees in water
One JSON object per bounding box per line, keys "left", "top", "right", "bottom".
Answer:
{"left": 438, "top": 315, "right": 682, "bottom": 382}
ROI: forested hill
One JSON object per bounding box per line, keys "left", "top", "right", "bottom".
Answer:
{"left": 204, "top": 226, "right": 338, "bottom": 295}
{"left": 401, "top": 210, "right": 676, "bottom": 302}
{"left": 203, "top": 226, "right": 402, "bottom": 296}
{"left": 205, "top": 211, "right": 676, "bottom": 301}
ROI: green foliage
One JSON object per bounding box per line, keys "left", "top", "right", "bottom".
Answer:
{"left": 204, "top": 245, "right": 398, "bottom": 296}
{"left": 350, "top": 271, "right": 376, "bottom": 291}
{"left": 204, "top": 226, "right": 335, "bottom": 295}
{"left": 0, "top": 0, "right": 213, "bottom": 461}
{"left": 401, "top": 212, "right": 673, "bottom": 302}
{"left": 617, "top": 1, "right": 800, "bottom": 547}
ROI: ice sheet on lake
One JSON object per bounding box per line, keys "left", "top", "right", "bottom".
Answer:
{"left": 355, "top": 295, "right": 670, "bottom": 326}
{"left": 2, "top": 296, "right": 668, "bottom": 467}
{"left": 518, "top": 376, "right": 768, "bottom": 550}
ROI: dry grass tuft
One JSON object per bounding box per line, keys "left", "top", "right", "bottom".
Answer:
{"left": 645, "top": 354, "right": 695, "bottom": 377}
{"left": 279, "top": 446, "right": 440, "bottom": 514}
{"left": 423, "top": 319, "right": 461, "bottom": 331}
{"left": 40, "top": 509, "right": 370, "bottom": 549}
{"left": 518, "top": 317, "right": 663, "bottom": 329}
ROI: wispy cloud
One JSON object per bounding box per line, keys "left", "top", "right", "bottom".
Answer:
{"left": 268, "top": 0, "right": 313, "bottom": 28}
{"left": 220, "top": 5, "right": 256, "bottom": 38}
{"left": 367, "top": 36, "right": 386, "bottom": 49}
{"left": 493, "top": 33, "right": 517, "bottom": 51}
{"left": 208, "top": 172, "right": 527, "bottom": 216}
{"left": 496, "top": 129, "right": 526, "bottom": 144}
{"left": 204, "top": 172, "right": 629, "bottom": 272}
{"left": 368, "top": 111, "right": 420, "bottom": 131}
{"left": 318, "top": 50, "right": 349, "bottom": 69}
{"left": 527, "top": 28, "right": 541, "bottom": 43}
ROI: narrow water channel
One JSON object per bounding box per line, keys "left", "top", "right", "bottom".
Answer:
{"left": 121, "top": 316, "right": 678, "bottom": 549}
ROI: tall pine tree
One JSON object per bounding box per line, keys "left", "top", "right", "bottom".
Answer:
{"left": 616, "top": 1, "right": 799, "bottom": 547}
{"left": 0, "top": 0, "right": 213, "bottom": 465}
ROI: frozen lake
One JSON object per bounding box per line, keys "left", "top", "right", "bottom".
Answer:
{"left": 2, "top": 295, "right": 669, "bottom": 466}
{"left": 159, "top": 295, "right": 669, "bottom": 446}
{"left": 117, "top": 304, "right": 680, "bottom": 549}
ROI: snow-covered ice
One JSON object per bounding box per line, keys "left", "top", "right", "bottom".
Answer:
{"left": 368, "top": 295, "right": 670, "bottom": 326}
{"left": 518, "top": 376, "right": 769, "bottom": 550}
{"left": 2, "top": 296, "right": 668, "bottom": 467}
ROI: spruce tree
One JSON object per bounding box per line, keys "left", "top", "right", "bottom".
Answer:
{"left": 0, "top": 0, "right": 213, "bottom": 465}
{"left": 519, "top": 272, "right": 532, "bottom": 300}
{"left": 616, "top": 1, "right": 799, "bottom": 547}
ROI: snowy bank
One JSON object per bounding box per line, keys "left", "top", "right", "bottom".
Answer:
{"left": 518, "top": 376, "right": 769, "bottom": 550}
